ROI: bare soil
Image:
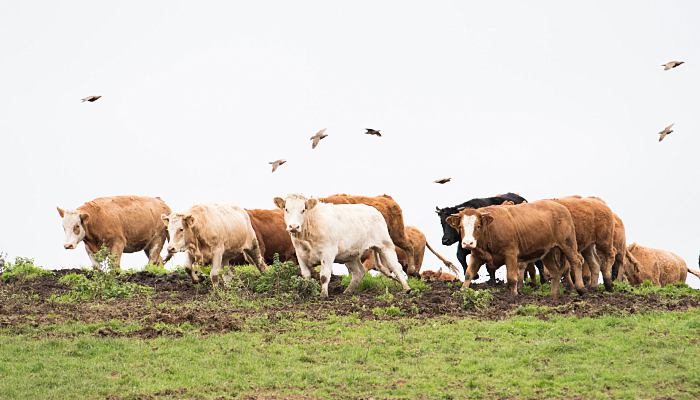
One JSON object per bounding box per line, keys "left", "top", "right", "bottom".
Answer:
{"left": 1, "top": 269, "right": 699, "bottom": 338}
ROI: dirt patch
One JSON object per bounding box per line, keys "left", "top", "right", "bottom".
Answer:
{"left": 1, "top": 270, "right": 699, "bottom": 338}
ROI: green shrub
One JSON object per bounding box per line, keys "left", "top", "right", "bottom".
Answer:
{"left": 376, "top": 288, "right": 394, "bottom": 303}
{"left": 0, "top": 256, "right": 53, "bottom": 282}
{"left": 613, "top": 280, "right": 699, "bottom": 298}
{"left": 56, "top": 271, "right": 153, "bottom": 301}
{"left": 372, "top": 306, "right": 404, "bottom": 317}
{"left": 247, "top": 256, "right": 320, "bottom": 300}
{"left": 453, "top": 288, "right": 493, "bottom": 311}
{"left": 341, "top": 274, "right": 430, "bottom": 294}
{"left": 92, "top": 246, "right": 117, "bottom": 272}
{"left": 143, "top": 264, "right": 168, "bottom": 276}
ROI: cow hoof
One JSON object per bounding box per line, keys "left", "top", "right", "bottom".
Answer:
{"left": 576, "top": 287, "right": 587, "bottom": 296}
{"left": 404, "top": 288, "right": 412, "bottom": 295}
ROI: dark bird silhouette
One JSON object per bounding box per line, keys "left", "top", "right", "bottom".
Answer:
{"left": 658, "top": 123, "right": 674, "bottom": 142}
{"left": 269, "top": 159, "right": 286, "bottom": 173}
{"left": 434, "top": 178, "right": 451, "bottom": 184}
{"left": 365, "top": 128, "right": 382, "bottom": 137}
{"left": 310, "top": 128, "right": 328, "bottom": 149}
{"left": 662, "top": 61, "right": 684, "bottom": 70}
{"left": 81, "top": 95, "right": 102, "bottom": 102}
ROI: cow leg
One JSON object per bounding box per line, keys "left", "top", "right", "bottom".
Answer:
{"left": 595, "top": 245, "right": 615, "bottom": 292}
{"left": 243, "top": 238, "right": 267, "bottom": 273}
{"left": 582, "top": 246, "right": 600, "bottom": 290}
{"left": 504, "top": 254, "right": 520, "bottom": 296}
{"left": 372, "top": 250, "right": 396, "bottom": 278}
{"left": 183, "top": 253, "right": 200, "bottom": 283}
{"left": 517, "top": 263, "right": 526, "bottom": 294}
{"left": 109, "top": 241, "right": 125, "bottom": 271}
{"left": 526, "top": 263, "right": 539, "bottom": 288}
{"left": 487, "top": 266, "right": 497, "bottom": 284}
{"left": 297, "top": 256, "right": 313, "bottom": 279}
{"left": 560, "top": 245, "right": 586, "bottom": 296}
{"left": 394, "top": 237, "right": 417, "bottom": 277}
{"left": 344, "top": 258, "right": 366, "bottom": 294}
{"left": 544, "top": 252, "right": 563, "bottom": 300}
{"left": 462, "top": 254, "right": 483, "bottom": 289}
{"left": 377, "top": 246, "right": 411, "bottom": 293}
{"left": 456, "top": 246, "right": 474, "bottom": 279}
{"left": 209, "top": 248, "right": 225, "bottom": 288}
{"left": 319, "top": 253, "right": 336, "bottom": 299}
{"left": 535, "top": 260, "right": 547, "bottom": 284}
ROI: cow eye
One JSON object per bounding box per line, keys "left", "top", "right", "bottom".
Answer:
{"left": 73, "top": 225, "right": 80, "bottom": 234}
{"left": 178, "top": 228, "right": 183, "bottom": 232}
{"left": 301, "top": 209, "right": 305, "bottom": 213}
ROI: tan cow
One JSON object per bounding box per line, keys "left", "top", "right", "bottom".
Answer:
{"left": 229, "top": 209, "right": 297, "bottom": 265}
{"left": 552, "top": 196, "right": 616, "bottom": 291}
{"left": 57, "top": 196, "right": 171, "bottom": 269}
{"left": 447, "top": 200, "right": 585, "bottom": 298}
{"left": 362, "top": 226, "right": 460, "bottom": 276}
{"left": 320, "top": 194, "right": 418, "bottom": 276}
{"left": 623, "top": 243, "right": 700, "bottom": 286}
{"left": 582, "top": 212, "right": 627, "bottom": 286}
{"left": 420, "top": 268, "right": 458, "bottom": 282}
{"left": 162, "top": 204, "right": 267, "bottom": 286}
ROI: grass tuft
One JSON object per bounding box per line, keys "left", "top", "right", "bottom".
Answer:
{"left": 0, "top": 256, "right": 52, "bottom": 282}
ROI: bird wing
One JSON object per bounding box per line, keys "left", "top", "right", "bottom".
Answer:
{"left": 311, "top": 138, "right": 319, "bottom": 149}
{"left": 665, "top": 123, "right": 674, "bottom": 131}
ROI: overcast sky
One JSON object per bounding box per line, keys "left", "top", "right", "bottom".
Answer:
{"left": 1, "top": 1, "right": 698, "bottom": 287}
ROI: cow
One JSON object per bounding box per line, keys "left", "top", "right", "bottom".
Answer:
{"left": 420, "top": 268, "right": 458, "bottom": 282}
{"left": 361, "top": 226, "right": 460, "bottom": 277}
{"left": 552, "top": 196, "right": 616, "bottom": 291}
{"left": 162, "top": 204, "right": 267, "bottom": 286}
{"left": 446, "top": 200, "right": 585, "bottom": 298}
{"left": 57, "top": 196, "right": 171, "bottom": 269}
{"left": 582, "top": 212, "right": 627, "bottom": 285}
{"left": 623, "top": 243, "right": 700, "bottom": 286}
{"left": 229, "top": 209, "right": 297, "bottom": 265}
{"left": 320, "top": 194, "right": 419, "bottom": 276}
{"left": 436, "top": 193, "right": 546, "bottom": 284}
{"left": 274, "top": 193, "right": 411, "bottom": 298}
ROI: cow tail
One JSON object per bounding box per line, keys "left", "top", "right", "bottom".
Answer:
{"left": 425, "top": 241, "right": 461, "bottom": 276}
{"left": 687, "top": 266, "right": 700, "bottom": 280}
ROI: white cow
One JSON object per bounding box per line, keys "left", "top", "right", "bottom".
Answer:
{"left": 274, "top": 193, "right": 412, "bottom": 298}
{"left": 161, "top": 204, "right": 267, "bottom": 286}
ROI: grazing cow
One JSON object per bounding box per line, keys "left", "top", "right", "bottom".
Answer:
{"left": 623, "top": 243, "right": 700, "bottom": 286}
{"left": 57, "top": 196, "right": 171, "bottom": 269}
{"left": 362, "top": 226, "right": 460, "bottom": 276}
{"left": 420, "top": 268, "right": 458, "bottom": 282}
{"left": 274, "top": 193, "right": 411, "bottom": 298}
{"left": 320, "top": 194, "right": 418, "bottom": 276}
{"left": 162, "top": 204, "right": 267, "bottom": 286}
{"left": 447, "top": 200, "right": 585, "bottom": 298}
{"left": 552, "top": 196, "right": 616, "bottom": 291}
{"left": 436, "top": 193, "right": 546, "bottom": 283}
{"left": 229, "top": 209, "right": 297, "bottom": 265}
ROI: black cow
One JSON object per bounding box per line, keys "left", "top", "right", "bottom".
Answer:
{"left": 435, "top": 193, "right": 546, "bottom": 284}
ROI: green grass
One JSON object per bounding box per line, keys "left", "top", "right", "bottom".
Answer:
{"left": 613, "top": 280, "right": 700, "bottom": 298}
{"left": 0, "top": 256, "right": 53, "bottom": 282}
{"left": 340, "top": 273, "right": 430, "bottom": 294}
{"left": 1, "top": 310, "right": 699, "bottom": 399}
{"left": 52, "top": 271, "right": 153, "bottom": 302}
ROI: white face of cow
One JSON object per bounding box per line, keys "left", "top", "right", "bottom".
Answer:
{"left": 461, "top": 215, "right": 478, "bottom": 249}
{"left": 59, "top": 209, "right": 86, "bottom": 250}
{"left": 274, "top": 194, "right": 317, "bottom": 235}
{"left": 163, "top": 214, "right": 188, "bottom": 254}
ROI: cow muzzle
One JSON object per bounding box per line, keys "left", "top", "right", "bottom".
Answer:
{"left": 461, "top": 240, "right": 476, "bottom": 249}
{"left": 64, "top": 243, "right": 76, "bottom": 250}
{"left": 167, "top": 246, "right": 177, "bottom": 254}
{"left": 287, "top": 224, "right": 300, "bottom": 234}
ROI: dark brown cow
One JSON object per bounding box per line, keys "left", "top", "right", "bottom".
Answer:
{"left": 321, "top": 194, "right": 418, "bottom": 276}
{"left": 447, "top": 200, "right": 585, "bottom": 298}
{"left": 57, "top": 196, "right": 171, "bottom": 269}
{"left": 229, "top": 209, "right": 296, "bottom": 265}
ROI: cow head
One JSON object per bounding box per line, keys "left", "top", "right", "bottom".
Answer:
{"left": 445, "top": 209, "right": 494, "bottom": 249}
{"left": 162, "top": 213, "right": 194, "bottom": 254}
{"left": 57, "top": 207, "right": 89, "bottom": 250}
{"left": 274, "top": 193, "right": 317, "bottom": 235}
{"left": 435, "top": 206, "right": 461, "bottom": 246}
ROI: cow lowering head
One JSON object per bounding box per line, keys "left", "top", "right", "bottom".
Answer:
{"left": 161, "top": 213, "right": 194, "bottom": 254}
{"left": 435, "top": 206, "right": 461, "bottom": 246}
{"left": 445, "top": 209, "right": 494, "bottom": 249}
{"left": 57, "top": 207, "right": 89, "bottom": 250}
{"left": 274, "top": 193, "right": 318, "bottom": 235}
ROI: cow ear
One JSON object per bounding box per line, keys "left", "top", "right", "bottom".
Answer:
{"left": 161, "top": 214, "right": 169, "bottom": 226}
{"left": 481, "top": 213, "right": 494, "bottom": 226}
{"left": 446, "top": 215, "right": 460, "bottom": 229}
{"left": 57, "top": 207, "right": 65, "bottom": 218}
{"left": 79, "top": 213, "right": 89, "bottom": 224}
{"left": 183, "top": 215, "right": 195, "bottom": 228}
{"left": 273, "top": 197, "right": 285, "bottom": 210}
{"left": 305, "top": 198, "right": 318, "bottom": 210}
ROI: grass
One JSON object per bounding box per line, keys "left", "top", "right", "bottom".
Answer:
{"left": 52, "top": 271, "right": 153, "bottom": 302}
{"left": 340, "top": 273, "right": 430, "bottom": 294}
{"left": 1, "top": 310, "right": 699, "bottom": 399}
{"left": 0, "top": 256, "right": 53, "bottom": 282}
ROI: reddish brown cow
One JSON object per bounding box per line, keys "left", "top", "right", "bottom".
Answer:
{"left": 420, "top": 269, "right": 458, "bottom": 282}
{"left": 321, "top": 194, "right": 418, "bottom": 276}
{"left": 229, "top": 209, "right": 296, "bottom": 265}
{"left": 447, "top": 200, "right": 585, "bottom": 298}
{"left": 58, "top": 196, "right": 171, "bottom": 269}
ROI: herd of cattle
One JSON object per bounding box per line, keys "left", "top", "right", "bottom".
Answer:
{"left": 57, "top": 193, "right": 700, "bottom": 299}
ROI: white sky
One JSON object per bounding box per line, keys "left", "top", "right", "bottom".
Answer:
{"left": 1, "top": 1, "right": 698, "bottom": 287}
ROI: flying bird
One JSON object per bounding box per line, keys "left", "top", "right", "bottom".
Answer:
{"left": 81, "top": 95, "right": 102, "bottom": 102}
{"left": 365, "top": 128, "right": 382, "bottom": 137}
{"left": 310, "top": 128, "right": 328, "bottom": 149}
{"left": 269, "top": 159, "right": 286, "bottom": 173}
{"left": 662, "top": 61, "right": 684, "bottom": 70}
{"left": 658, "top": 123, "right": 674, "bottom": 142}
{"left": 434, "top": 178, "right": 451, "bottom": 184}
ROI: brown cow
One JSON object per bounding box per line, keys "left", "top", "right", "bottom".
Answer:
{"left": 582, "top": 212, "right": 627, "bottom": 286}
{"left": 552, "top": 196, "right": 616, "bottom": 291}
{"left": 229, "top": 209, "right": 296, "bottom": 265}
{"left": 447, "top": 200, "right": 585, "bottom": 298}
{"left": 362, "top": 226, "right": 459, "bottom": 276}
{"left": 623, "top": 243, "right": 700, "bottom": 286}
{"left": 320, "top": 194, "right": 418, "bottom": 276}
{"left": 420, "top": 269, "right": 458, "bottom": 282}
{"left": 57, "top": 196, "right": 171, "bottom": 269}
